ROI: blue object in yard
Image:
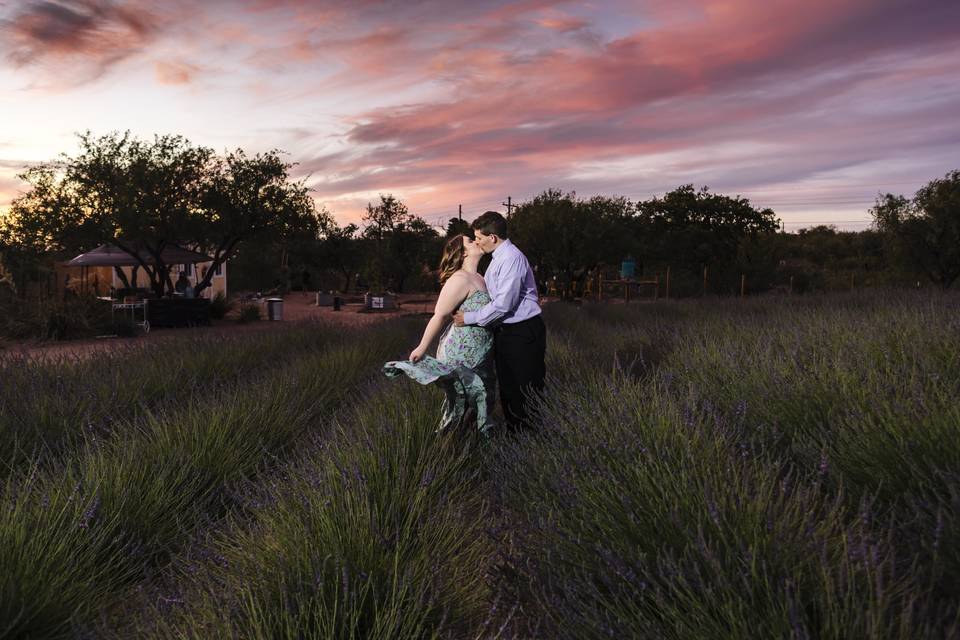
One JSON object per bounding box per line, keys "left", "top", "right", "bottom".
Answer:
{"left": 620, "top": 257, "right": 636, "bottom": 280}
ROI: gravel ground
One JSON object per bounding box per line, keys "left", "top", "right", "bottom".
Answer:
{"left": 2, "top": 292, "right": 439, "bottom": 362}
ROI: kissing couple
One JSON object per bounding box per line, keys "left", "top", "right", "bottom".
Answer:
{"left": 384, "top": 211, "right": 546, "bottom": 435}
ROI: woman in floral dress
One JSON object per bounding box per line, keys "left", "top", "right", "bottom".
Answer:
{"left": 383, "top": 234, "right": 496, "bottom": 434}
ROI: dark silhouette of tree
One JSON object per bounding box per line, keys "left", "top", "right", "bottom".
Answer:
{"left": 635, "top": 184, "right": 780, "bottom": 275}
{"left": 193, "top": 148, "right": 329, "bottom": 297}
{"left": 7, "top": 131, "right": 211, "bottom": 296}
{"left": 445, "top": 217, "right": 471, "bottom": 238}
{"left": 361, "top": 194, "right": 439, "bottom": 292}
{"left": 318, "top": 222, "right": 360, "bottom": 292}
{"left": 4, "top": 132, "right": 321, "bottom": 297}
{"left": 509, "top": 189, "right": 637, "bottom": 296}
{"left": 872, "top": 170, "right": 960, "bottom": 289}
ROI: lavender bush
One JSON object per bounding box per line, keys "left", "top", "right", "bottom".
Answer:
{"left": 1, "top": 292, "right": 958, "bottom": 639}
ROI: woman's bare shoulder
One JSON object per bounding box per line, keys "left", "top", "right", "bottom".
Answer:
{"left": 439, "top": 272, "right": 471, "bottom": 295}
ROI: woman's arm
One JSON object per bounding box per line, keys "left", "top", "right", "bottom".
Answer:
{"left": 409, "top": 274, "right": 470, "bottom": 362}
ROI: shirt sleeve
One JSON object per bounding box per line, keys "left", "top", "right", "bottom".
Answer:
{"left": 463, "top": 254, "right": 526, "bottom": 326}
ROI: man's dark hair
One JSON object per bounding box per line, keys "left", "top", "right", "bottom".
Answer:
{"left": 471, "top": 210, "right": 508, "bottom": 239}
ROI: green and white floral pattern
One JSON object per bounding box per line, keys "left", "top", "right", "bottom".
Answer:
{"left": 383, "top": 290, "right": 496, "bottom": 434}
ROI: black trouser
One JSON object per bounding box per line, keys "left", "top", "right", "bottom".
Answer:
{"left": 494, "top": 315, "right": 546, "bottom": 431}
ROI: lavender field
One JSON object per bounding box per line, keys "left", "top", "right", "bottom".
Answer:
{"left": 2, "top": 291, "right": 959, "bottom": 639}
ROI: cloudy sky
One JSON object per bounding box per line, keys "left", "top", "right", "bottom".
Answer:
{"left": 1, "top": 0, "right": 958, "bottom": 230}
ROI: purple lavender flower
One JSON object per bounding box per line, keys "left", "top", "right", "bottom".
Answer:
{"left": 79, "top": 495, "right": 100, "bottom": 529}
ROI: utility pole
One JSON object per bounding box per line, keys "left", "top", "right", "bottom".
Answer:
{"left": 502, "top": 196, "right": 515, "bottom": 217}
{"left": 458, "top": 204, "right": 462, "bottom": 221}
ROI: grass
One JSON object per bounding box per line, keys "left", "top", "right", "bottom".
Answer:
{"left": 0, "top": 291, "right": 958, "bottom": 639}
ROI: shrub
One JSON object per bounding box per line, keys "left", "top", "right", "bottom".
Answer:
{"left": 0, "top": 294, "right": 112, "bottom": 340}
{"left": 209, "top": 291, "right": 234, "bottom": 320}
{"left": 112, "top": 316, "right": 138, "bottom": 337}
{"left": 238, "top": 303, "right": 261, "bottom": 323}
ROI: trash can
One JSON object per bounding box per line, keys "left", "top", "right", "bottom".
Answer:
{"left": 333, "top": 296, "right": 341, "bottom": 311}
{"left": 266, "top": 298, "right": 283, "bottom": 321}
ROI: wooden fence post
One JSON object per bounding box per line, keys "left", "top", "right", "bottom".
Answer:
{"left": 702, "top": 266, "right": 708, "bottom": 297}
{"left": 789, "top": 275, "right": 794, "bottom": 295}
{"left": 665, "top": 266, "right": 671, "bottom": 299}
{"left": 740, "top": 273, "right": 746, "bottom": 298}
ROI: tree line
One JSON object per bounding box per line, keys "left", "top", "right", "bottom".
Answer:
{"left": 1, "top": 131, "right": 958, "bottom": 301}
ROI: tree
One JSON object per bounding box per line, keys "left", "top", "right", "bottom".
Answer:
{"left": 635, "top": 185, "right": 779, "bottom": 277}
{"left": 445, "top": 217, "right": 471, "bottom": 238}
{"left": 7, "top": 131, "right": 211, "bottom": 296}
{"left": 192, "top": 148, "right": 329, "bottom": 297}
{"left": 5, "top": 132, "right": 322, "bottom": 297}
{"left": 508, "top": 190, "right": 637, "bottom": 296}
{"left": 361, "top": 195, "right": 439, "bottom": 292}
{"left": 872, "top": 170, "right": 960, "bottom": 289}
{"left": 317, "top": 221, "right": 360, "bottom": 292}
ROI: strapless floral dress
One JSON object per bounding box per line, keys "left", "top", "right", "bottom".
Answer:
{"left": 383, "top": 290, "right": 496, "bottom": 434}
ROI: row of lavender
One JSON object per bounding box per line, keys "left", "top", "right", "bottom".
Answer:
{"left": 490, "top": 292, "right": 960, "bottom": 638}
{"left": 0, "top": 321, "right": 424, "bottom": 638}
{"left": 115, "top": 291, "right": 960, "bottom": 639}
{"left": 3, "top": 291, "right": 958, "bottom": 638}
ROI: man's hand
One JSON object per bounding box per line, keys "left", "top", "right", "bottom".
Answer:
{"left": 453, "top": 311, "right": 466, "bottom": 327}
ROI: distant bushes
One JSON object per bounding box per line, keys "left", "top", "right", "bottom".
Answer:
{"left": 209, "top": 291, "right": 234, "bottom": 320}
{"left": 0, "top": 294, "right": 111, "bottom": 341}
{"left": 237, "top": 302, "right": 261, "bottom": 323}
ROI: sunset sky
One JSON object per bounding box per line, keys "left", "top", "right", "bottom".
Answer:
{"left": 1, "top": 0, "right": 958, "bottom": 231}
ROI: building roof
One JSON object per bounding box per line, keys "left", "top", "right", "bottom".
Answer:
{"left": 66, "top": 243, "right": 214, "bottom": 267}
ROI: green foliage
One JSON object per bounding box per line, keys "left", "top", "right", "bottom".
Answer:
{"left": 0, "top": 322, "right": 417, "bottom": 637}
{"left": 5, "top": 132, "right": 325, "bottom": 298}
{"left": 0, "top": 294, "right": 958, "bottom": 637}
{"left": 131, "top": 387, "right": 491, "bottom": 639}
{"left": 361, "top": 195, "right": 440, "bottom": 292}
{"left": 193, "top": 148, "right": 334, "bottom": 297}
{"left": 0, "top": 294, "right": 112, "bottom": 341}
{"left": 490, "top": 293, "right": 960, "bottom": 638}
{"left": 112, "top": 316, "right": 137, "bottom": 337}
{"left": 509, "top": 189, "right": 637, "bottom": 294}
{"left": 208, "top": 291, "right": 234, "bottom": 320}
{"left": 445, "top": 217, "right": 471, "bottom": 238}
{"left": 238, "top": 302, "right": 261, "bottom": 323}
{"left": 635, "top": 184, "right": 780, "bottom": 274}
{"left": 872, "top": 170, "right": 960, "bottom": 289}
{"left": 0, "top": 325, "right": 342, "bottom": 478}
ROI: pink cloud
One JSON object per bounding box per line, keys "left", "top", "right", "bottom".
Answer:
{"left": 153, "top": 59, "right": 200, "bottom": 84}
{"left": 536, "top": 15, "right": 589, "bottom": 32}
{"left": 1, "top": 0, "right": 161, "bottom": 82}
{"left": 2, "top": 0, "right": 957, "bottom": 226}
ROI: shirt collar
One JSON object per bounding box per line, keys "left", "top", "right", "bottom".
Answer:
{"left": 491, "top": 238, "right": 513, "bottom": 257}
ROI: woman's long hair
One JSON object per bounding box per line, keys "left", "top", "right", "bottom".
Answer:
{"left": 438, "top": 234, "right": 467, "bottom": 285}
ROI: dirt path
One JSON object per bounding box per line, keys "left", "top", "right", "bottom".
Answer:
{"left": 2, "top": 293, "right": 438, "bottom": 362}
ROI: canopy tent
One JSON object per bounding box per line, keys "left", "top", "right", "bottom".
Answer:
{"left": 64, "top": 243, "right": 215, "bottom": 297}
{"left": 67, "top": 243, "right": 213, "bottom": 267}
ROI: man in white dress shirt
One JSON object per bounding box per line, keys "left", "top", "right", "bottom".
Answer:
{"left": 453, "top": 211, "right": 546, "bottom": 432}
